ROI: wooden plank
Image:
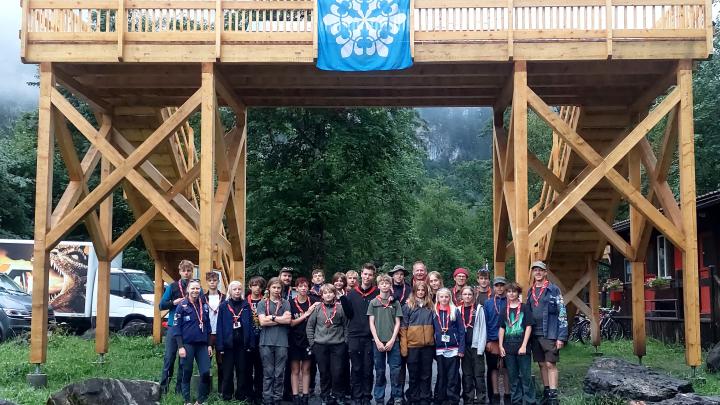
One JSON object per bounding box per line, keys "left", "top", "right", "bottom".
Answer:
{"left": 563, "top": 271, "right": 590, "bottom": 304}
{"left": 588, "top": 255, "right": 600, "bottom": 347}
{"left": 507, "top": 0, "right": 514, "bottom": 59}
{"left": 527, "top": 88, "right": 684, "bottom": 250}
{"left": 45, "top": 88, "right": 201, "bottom": 249}
{"left": 199, "top": 62, "right": 216, "bottom": 290}
{"left": 54, "top": 68, "right": 112, "bottom": 114}
{"left": 526, "top": 150, "right": 635, "bottom": 259}
{"left": 492, "top": 114, "right": 510, "bottom": 271}
{"left": 678, "top": 60, "right": 701, "bottom": 367}
{"left": 215, "top": 0, "right": 222, "bottom": 60}
{"left": 108, "top": 165, "right": 200, "bottom": 258}
{"left": 629, "top": 146, "right": 642, "bottom": 256}
{"left": 153, "top": 256, "right": 164, "bottom": 344}
{"left": 20, "top": 0, "right": 29, "bottom": 61}
{"left": 631, "top": 261, "right": 646, "bottom": 358}
{"left": 95, "top": 151, "right": 113, "bottom": 355}
{"left": 512, "top": 61, "right": 529, "bottom": 288}
{"left": 30, "top": 62, "right": 54, "bottom": 365}
{"left": 605, "top": 0, "right": 612, "bottom": 57}
{"left": 414, "top": 0, "right": 506, "bottom": 7}
{"left": 117, "top": 0, "right": 124, "bottom": 61}
{"left": 50, "top": 147, "right": 100, "bottom": 228}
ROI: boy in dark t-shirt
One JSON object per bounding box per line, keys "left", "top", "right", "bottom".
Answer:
{"left": 499, "top": 282, "right": 536, "bottom": 405}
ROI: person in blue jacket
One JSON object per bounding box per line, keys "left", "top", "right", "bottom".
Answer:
{"left": 158, "top": 259, "right": 195, "bottom": 395}
{"left": 217, "top": 280, "right": 254, "bottom": 401}
{"left": 432, "top": 287, "right": 465, "bottom": 405}
{"left": 484, "top": 277, "right": 508, "bottom": 403}
{"left": 174, "top": 279, "right": 212, "bottom": 405}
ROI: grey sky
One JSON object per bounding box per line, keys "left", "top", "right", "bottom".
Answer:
{"left": 1, "top": 3, "right": 38, "bottom": 109}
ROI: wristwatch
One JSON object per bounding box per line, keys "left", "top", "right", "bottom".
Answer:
{"left": 271, "top": 315, "right": 276, "bottom": 322}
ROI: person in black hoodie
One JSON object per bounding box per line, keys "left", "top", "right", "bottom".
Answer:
{"left": 345, "top": 263, "right": 379, "bottom": 405}
{"left": 217, "top": 280, "right": 253, "bottom": 401}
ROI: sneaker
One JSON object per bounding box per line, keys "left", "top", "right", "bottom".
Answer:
{"left": 393, "top": 399, "right": 403, "bottom": 405}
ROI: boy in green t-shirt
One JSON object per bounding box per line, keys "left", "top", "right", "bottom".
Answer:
{"left": 368, "top": 273, "right": 404, "bottom": 405}
{"left": 499, "top": 282, "right": 536, "bottom": 404}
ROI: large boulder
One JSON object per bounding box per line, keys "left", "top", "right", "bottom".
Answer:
{"left": 584, "top": 357, "right": 692, "bottom": 402}
{"left": 117, "top": 322, "right": 152, "bottom": 337}
{"left": 46, "top": 378, "right": 160, "bottom": 405}
{"left": 651, "top": 393, "right": 720, "bottom": 404}
{"left": 706, "top": 342, "right": 720, "bottom": 373}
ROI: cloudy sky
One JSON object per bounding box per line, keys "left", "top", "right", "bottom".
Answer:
{"left": 1, "top": 3, "right": 717, "bottom": 111}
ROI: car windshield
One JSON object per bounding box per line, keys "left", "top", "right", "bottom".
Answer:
{"left": 0, "top": 274, "right": 24, "bottom": 293}
{"left": 125, "top": 272, "right": 154, "bottom": 295}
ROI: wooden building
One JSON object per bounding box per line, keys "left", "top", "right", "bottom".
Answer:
{"left": 608, "top": 190, "right": 720, "bottom": 346}
{"left": 18, "top": 0, "right": 713, "bottom": 375}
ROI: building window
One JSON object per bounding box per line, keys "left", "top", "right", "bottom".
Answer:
{"left": 656, "top": 235, "right": 672, "bottom": 279}
{"left": 624, "top": 259, "right": 632, "bottom": 283}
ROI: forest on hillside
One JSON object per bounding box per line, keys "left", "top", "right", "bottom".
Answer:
{"left": 0, "top": 30, "right": 718, "bottom": 283}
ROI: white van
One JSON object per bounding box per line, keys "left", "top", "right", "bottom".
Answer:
{"left": 91, "top": 268, "right": 155, "bottom": 330}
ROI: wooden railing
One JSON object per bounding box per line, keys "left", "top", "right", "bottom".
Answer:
{"left": 20, "top": 0, "right": 712, "bottom": 62}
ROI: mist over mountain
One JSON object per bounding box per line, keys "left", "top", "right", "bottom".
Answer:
{"left": 416, "top": 107, "right": 493, "bottom": 165}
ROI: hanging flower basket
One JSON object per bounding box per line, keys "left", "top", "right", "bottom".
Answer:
{"left": 604, "top": 278, "right": 623, "bottom": 292}
{"left": 609, "top": 290, "right": 623, "bottom": 302}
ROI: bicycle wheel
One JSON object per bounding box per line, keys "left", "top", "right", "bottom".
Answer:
{"left": 603, "top": 318, "right": 624, "bottom": 340}
{"left": 580, "top": 321, "right": 592, "bottom": 343}
{"left": 570, "top": 319, "right": 586, "bottom": 343}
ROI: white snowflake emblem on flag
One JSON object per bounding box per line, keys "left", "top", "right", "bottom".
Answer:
{"left": 322, "top": 0, "right": 407, "bottom": 58}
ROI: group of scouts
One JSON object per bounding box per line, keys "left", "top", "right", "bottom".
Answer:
{"left": 158, "top": 259, "right": 567, "bottom": 405}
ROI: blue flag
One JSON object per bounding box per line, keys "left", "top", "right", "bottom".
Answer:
{"left": 317, "top": 0, "right": 413, "bottom": 71}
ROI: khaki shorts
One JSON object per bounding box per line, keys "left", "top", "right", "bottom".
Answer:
{"left": 531, "top": 336, "right": 560, "bottom": 363}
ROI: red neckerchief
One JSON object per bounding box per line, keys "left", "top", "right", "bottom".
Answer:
{"left": 377, "top": 294, "right": 392, "bottom": 309}
{"left": 436, "top": 304, "right": 450, "bottom": 333}
{"left": 294, "top": 296, "right": 309, "bottom": 315}
{"left": 412, "top": 276, "right": 426, "bottom": 286}
{"left": 322, "top": 301, "right": 338, "bottom": 327}
{"left": 461, "top": 304, "right": 475, "bottom": 328}
{"left": 226, "top": 299, "right": 245, "bottom": 323}
{"left": 393, "top": 282, "right": 407, "bottom": 302}
{"left": 531, "top": 280, "right": 549, "bottom": 307}
{"left": 354, "top": 285, "right": 377, "bottom": 298}
{"left": 178, "top": 281, "right": 184, "bottom": 298}
{"left": 506, "top": 302, "right": 522, "bottom": 328}
{"left": 189, "top": 297, "right": 204, "bottom": 330}
{"left": 452, "top": 285, "right": 464, "bottom": 306}
{"left": 493, "top": 295, "right": 503, "bottom": 314}
{"left": 264, "top": 297, "right": 283, "bottom": 317}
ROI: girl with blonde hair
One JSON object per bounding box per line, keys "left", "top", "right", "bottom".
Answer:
{"left": 432, "top": 288, "right": 465, "bottom": 405}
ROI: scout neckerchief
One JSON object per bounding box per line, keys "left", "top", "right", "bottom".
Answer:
{"left": 354, "top": 285, "right": 377, "bottom": 298}
{"left": 436, "top": 304, "right": 450, "bottom": 333}
{"left": 227, "top": 299, "right": 245, "bottom": 324}
{"left": 493, "top": 295, "right": 504, "bottom": 314}
{"left": 506, "top": 301, "right": 522, "bottom": 328}
{"left": 531, "top": 280, "right": 549, "bottom": 307}
{"left": 393, "top": 282, "right": 407, "bottom": 303}
{"left": 377, "top": 294, "right": 392, "bottom": 309}
{"left": 189, "top": 296, "right": 204, "bottom": 332}
{"left": 178, "top": 279, "right": 187, "bottom": 298}
{"left": 265, "top": 297, "right": 282, "bottom": 317}
{"left": 294, "top": 296, "right": 309, "bottom": 315}
{"left": 452, "top": 285, "right": 465, "bottom": 306}
{"left": 322, "top": 300, "right": 338, "bottom": 327}
{"left": 282, "top": 286, "right": 292, "bottom": 301}
{"left": 461, "top": 304, "right": 475, "bottom": 328}
{"left": 207, "top": 291, "right": 221, "bottom": 315}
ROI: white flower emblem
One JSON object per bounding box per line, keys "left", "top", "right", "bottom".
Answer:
{"left": 322, "top": 0, "right": 407, "bottom": 59}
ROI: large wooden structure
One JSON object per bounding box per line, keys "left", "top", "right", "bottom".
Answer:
{"left": 20, "top": 0, "right": 712, "bottom": 369}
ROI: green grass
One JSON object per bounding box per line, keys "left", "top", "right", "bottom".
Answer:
{"left": 0, "top": 332, "right": 719, "bottom": 404}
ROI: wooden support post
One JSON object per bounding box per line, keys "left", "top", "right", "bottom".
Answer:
{"left": 200, "top": 63, "right": 217, "bottom": 289}
{"left": 29, "top": 63, "right": 55, "bottom": 366}
{"left": 512, "top": 61, "right": 529, "bottom": 287}
{"left": 678, "top": 60, "right": 701, "bottom": 367}
{"left": 95, "top": 141, "right": 113, "bottom": 356}
{"left": 588, "top": 255, "right": 601, "bottom": 348}
{"left": 153, "top": 256, "right": 164, "bottom": 344}
{"left": 233, "top": 133, "right": 247, "bottom": 283}
{"left": 20, "top": 0, "right": 29, "bottom": 61}
{"left": 492, "top": 111, "right": 507, "bottom": 278}
{"left": 631, "top": 261, "right": 646, "bottom": 359}
{"left": 117, "top": 0, "right": 125, "bottom": 61}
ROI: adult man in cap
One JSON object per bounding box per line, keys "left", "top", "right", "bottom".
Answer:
{"left": 451, "top": 267, "right": 470, "bottom": 306}
{"left": 279, "top": 266, "right": 294, "bottom": 300}
{"left": 475, "top": 266, "right": 492, "bottom": 306}
{"left": 484, "top": 276, "right": 509, "bottom": 404}
{"left": 527, "top": 261, "right": 567, "bottom": 405}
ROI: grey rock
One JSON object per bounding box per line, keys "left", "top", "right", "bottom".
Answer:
{"left": 584, "top": 357, "right": 692, "bottom": 402}
{"left": 706, "top": 342, "right": 720, "bottom": 373}
{"left": 46, "top": 378, "right": 160, "bottom": 405}
{"left": 651, "top": 393, "right": 720, "bottom": 404}
{"left": 117, "top": 322, "right": 152, "bottom": 337}
{"left": 0, "top": 400, "right": 19, "bottom": 405}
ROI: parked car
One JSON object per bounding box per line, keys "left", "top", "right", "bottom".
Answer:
{"left": 0, "top": 273, "right": 55, "bottom": 341}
